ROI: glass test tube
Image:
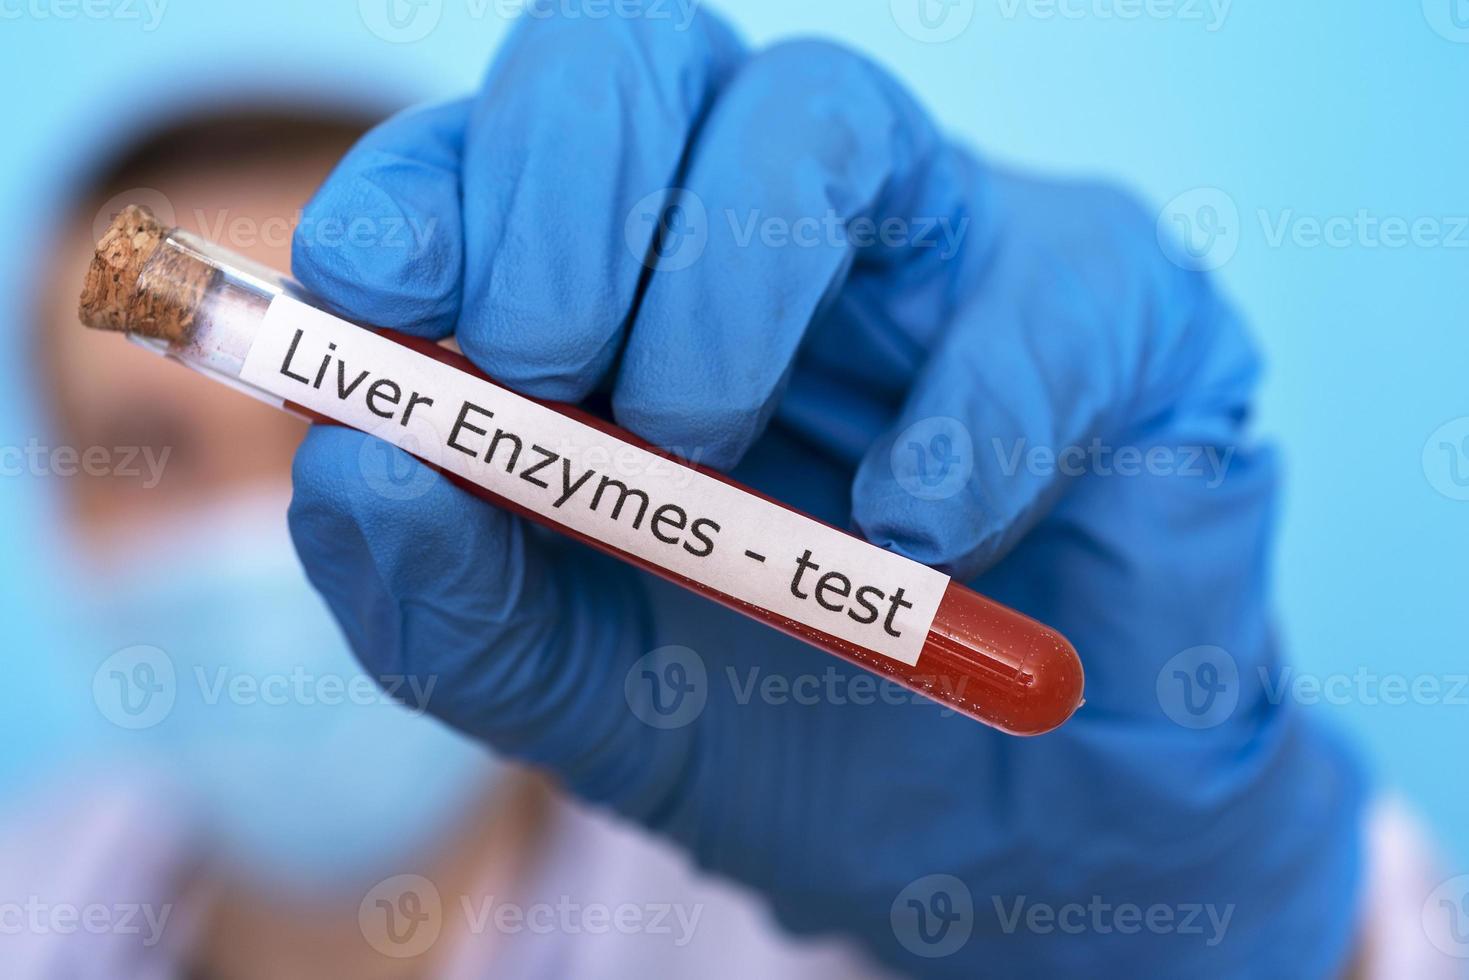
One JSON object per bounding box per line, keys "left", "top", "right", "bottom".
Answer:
{"left": 79, "top": 207, "right": 1084, "bottom": 736}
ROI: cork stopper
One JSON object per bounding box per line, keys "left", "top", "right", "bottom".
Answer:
{"left": 79, "top": 204, "right": 217, "bottom": 343}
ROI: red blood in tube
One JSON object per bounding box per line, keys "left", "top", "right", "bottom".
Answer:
{"left": 289, "top": 332, "right": 1084, "bottom": 736}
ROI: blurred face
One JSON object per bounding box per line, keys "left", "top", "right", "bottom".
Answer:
{"left": 31, "top": 127, "right": 532, "bottom": 979}
{"left": 42, "top": 140, "right": 351, "bottom": 547}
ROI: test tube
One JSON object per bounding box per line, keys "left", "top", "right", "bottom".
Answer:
{"left": 79, "top": 206, "right": 1084, "bottom": 735}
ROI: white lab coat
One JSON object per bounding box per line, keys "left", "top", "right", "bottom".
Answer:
{"left": 0, "top": 775, "right": 1458, "bottom": 979}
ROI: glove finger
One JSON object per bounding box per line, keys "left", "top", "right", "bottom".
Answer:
{"left": 291, "top": 98, "right": 470, "bottom": 338}
{"left": 852, "top": 175, "right": 1265, "bottom": 580}
{"left": 456, "top": 4, "right": 746, "bottom": 401}
{"left": 287, "top": 425, "right": 695, "bottom": 813}
{"left": 614, "top": 39, "right": 976, "bottom": 470}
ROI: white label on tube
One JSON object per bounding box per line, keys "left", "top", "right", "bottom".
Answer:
{"left": 242, "top": 295, "right": 950, "bottom": 666}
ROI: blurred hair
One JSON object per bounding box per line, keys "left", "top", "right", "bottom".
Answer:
{"left": 85, "top": 108, "right": 376, "bottom": 201}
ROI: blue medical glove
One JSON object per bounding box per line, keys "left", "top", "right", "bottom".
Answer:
{"left": 287, "top": 7, "right": 1365, "bottom": 977}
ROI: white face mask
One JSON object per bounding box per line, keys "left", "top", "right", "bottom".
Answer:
{"left": 78, "top": 489, "right": 503, "bottom": 886}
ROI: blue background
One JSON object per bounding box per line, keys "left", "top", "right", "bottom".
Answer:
{"left": 3, "top": 1, "right": 1465, "bottom": 864}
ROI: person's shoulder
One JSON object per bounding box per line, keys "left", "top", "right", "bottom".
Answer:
{"left": 0, "top": 765, "right": 200, "bottom": 978}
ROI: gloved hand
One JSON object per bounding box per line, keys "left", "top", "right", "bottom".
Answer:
{"left": 287, "top": 6, "right": 1365, "bottom": 976}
